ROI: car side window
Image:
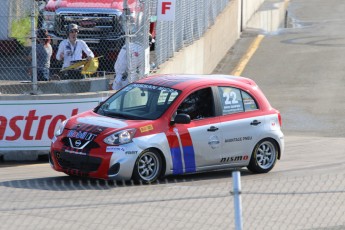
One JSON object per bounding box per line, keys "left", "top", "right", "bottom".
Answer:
{"left": 241, "top": 91, "right": 258, "bottom": 111}
{"left": 177, "top": 87, "right": 215, "bottom": 120}
{"left": 218, "top": 87, "right": 258, "bottom": 115}
{"left": 218, "top": 87, "right": 244, "bottom": 115}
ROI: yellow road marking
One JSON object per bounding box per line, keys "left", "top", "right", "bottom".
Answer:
{"left": 231, "top": 34, "right": 265, "bottom": 76}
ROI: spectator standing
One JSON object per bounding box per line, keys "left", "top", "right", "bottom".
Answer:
{"left": 28, "top": 29, "right": 52, "bottom": 81}
{"left": 56, "top": 24, "right": 94, "bottom": 79}
{"left": 112, "top": 42, "right": 143, "bottom": 90}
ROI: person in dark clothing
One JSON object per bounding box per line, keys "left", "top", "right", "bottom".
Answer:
{"left": 36, "top": 29, "right": 52, "bottom": 81}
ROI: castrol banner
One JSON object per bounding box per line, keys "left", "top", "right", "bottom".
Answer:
{"left": 0, "top": 98, "right": 104, "bottom": 151}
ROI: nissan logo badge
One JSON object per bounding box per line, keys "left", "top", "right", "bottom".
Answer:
{"left": 75, "top": 140, "right": 82, "bottom": 147}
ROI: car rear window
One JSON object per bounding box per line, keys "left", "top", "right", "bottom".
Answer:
{"left": 218, "top": 87, "right": 258, "bottom": 115}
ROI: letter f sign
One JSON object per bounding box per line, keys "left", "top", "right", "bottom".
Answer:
{"left": 158, "top": 0, "right": 176, "bottom": 21}
{"left": 162, "top": 2, "right": 171, "bottom": 14}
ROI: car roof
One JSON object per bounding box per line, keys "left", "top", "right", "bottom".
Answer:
{"left": 136, "top": 74, "right": 258, "bottom": 91}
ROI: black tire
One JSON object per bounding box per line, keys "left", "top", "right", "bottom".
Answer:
{"left": 132, "top": 149, "right": 162, "bottom": 183}
{"left": 247, "top": 139, "right": 278, "bottom": 173}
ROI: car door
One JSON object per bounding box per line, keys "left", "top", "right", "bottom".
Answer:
{"left": 217, "top": 86, "right": 263, "bottom": 166}
{"left": 167, "top": 87, "right": 222, "bottom": 174}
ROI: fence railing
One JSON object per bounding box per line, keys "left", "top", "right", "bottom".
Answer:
{"left": 0, "top": 171, "right": 344, "bottom": 229}
{"left": 0, "top": 0, "right": 231, "bottom": 95}
{"left": 153, "top": 0, "right": 231, "bottom": 67}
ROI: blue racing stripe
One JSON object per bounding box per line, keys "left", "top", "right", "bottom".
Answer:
{"left": 170, "top": 147, "right": 183, "bottom": 174}
{"left": 183, "top": 146, "right": 196, "bottom": 173}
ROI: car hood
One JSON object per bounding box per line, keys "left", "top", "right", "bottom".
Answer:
{"left": 76, "top": 115, "right": 129, "bottom": 129}
{"left": 66, "top": 111, "right": 156, "bottom": 136}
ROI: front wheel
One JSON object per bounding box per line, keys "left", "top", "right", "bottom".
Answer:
{"left": 132, "top": 149, "right": 162, "bottom": 183}
{"left": 247, "top": 139, "right": 278, "bottom": 173}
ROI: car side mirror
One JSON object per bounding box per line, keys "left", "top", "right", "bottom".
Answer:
{"left": 171, "top": 114, "right": 191, "bottom": 125}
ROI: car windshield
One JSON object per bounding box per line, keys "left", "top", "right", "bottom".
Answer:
{"left": 96, "top": 83, "right": 181, "bottom": 120}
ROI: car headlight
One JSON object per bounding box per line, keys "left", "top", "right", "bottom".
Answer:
{"left": 104, "top": 128, "right": 136, "bottom": 145}
{"left": 55, "top": 119, "right": 68, "bottom": 136}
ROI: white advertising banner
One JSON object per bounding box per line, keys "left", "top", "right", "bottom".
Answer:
{"left": 0, "top": 98, "right": 104, "bottom": 151}
{"left": 157, "top": 0, "right": 176, "bottom": 21}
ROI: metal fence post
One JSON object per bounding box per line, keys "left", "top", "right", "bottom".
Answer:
{"left": 30, "top": 0, "right": 37, "bottom": 94}
{"left": 123, "top": 0, "right": 132, "bottom": 83}
{"left": 232, "top": 170, "right": 243, "bottom": 230}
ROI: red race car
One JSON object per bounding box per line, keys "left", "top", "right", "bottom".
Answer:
{"left": 50, "top": 74, "right": 284, "bottom": 183}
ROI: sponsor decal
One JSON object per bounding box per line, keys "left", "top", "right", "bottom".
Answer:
{"left": 0, "top": 108, "right": 78, "bottom": 141}
{"left": 225, "top": 137, "right": 242, "bottom": 143}
{"left": 0, "top": 98, "right": 103, "bottom": 150}
{"left": 125, "top": 151, "right": 138, "bottom": 155}
{"left": 220, "top": 155, "right": 249, "bottom": 163}
{"left": 225, "top": 136, "right": 252, "bottom": 143}
{"left": 140, "top": 124, "right": 153, "bottom": 133}
{"left": 221, "top": 88, "right": 244, "bottom": 114}
{"left": 106, "top": 146, "right": 125, "bottom": 152}
{"left": 127, "top": 83, "right": 180, "bottom": 92}
{"left": 67, "top": 130, "right": 97, "bottom": 141}
{"left": 224, "top": 104, "right": 241, "bottom": 110}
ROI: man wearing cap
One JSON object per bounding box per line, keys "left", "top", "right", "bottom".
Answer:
{"left": 56, "top": 23, "right": 94, "bottom": 79}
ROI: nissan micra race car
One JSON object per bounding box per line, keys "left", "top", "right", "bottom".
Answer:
{"left": 50, "top": 74, "right": 284, "bottom": 183}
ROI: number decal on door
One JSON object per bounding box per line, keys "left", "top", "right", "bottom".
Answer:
{"left": 223, "top": 91, "right": 238, "bottom": 105}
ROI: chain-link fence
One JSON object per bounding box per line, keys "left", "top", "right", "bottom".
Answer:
{"left": 0, "top": 0, "right": 231, "bottom": 95}
{"left": 0, "top": 0, "right": 32, "bottom": 93}
{"left": 0, "top": 0, "right": 150, "bottom": 95}
{"left": 153, "top": 0, "right": 231, "bottom": 67}
{"left": 0, "top": 172, "right": 344, "bottom": 229}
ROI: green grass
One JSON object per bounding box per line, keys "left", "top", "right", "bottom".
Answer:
{"left": 10, "top": 16, "right": 31, "bottom": 46}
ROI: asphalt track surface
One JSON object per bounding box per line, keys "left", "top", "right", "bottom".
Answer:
{"left": 1, "top": 0, "right": 345, "bottom": 229}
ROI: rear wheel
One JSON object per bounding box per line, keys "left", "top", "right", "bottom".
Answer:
{"left": 132, "top": 149, "right": 162, "bottom": 183}
{"left": 247, "top": 139, "right": 278, "bottom": 173}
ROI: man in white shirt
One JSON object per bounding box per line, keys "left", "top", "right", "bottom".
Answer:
{"left": 112, "top": 42, "right": 143, "bottom": 90}
{"left": 56, "top": 24, "right": 94, "bottom": 79}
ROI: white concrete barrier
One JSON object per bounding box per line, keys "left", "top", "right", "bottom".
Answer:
{"left": 0, "top": 91, "right": 113, "bottom": 160}
{"left": 156, "top": 0, "right": 278, "bottom": 75}
{"left": 157, "top": 0, "right": 241, "bottom": 74}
